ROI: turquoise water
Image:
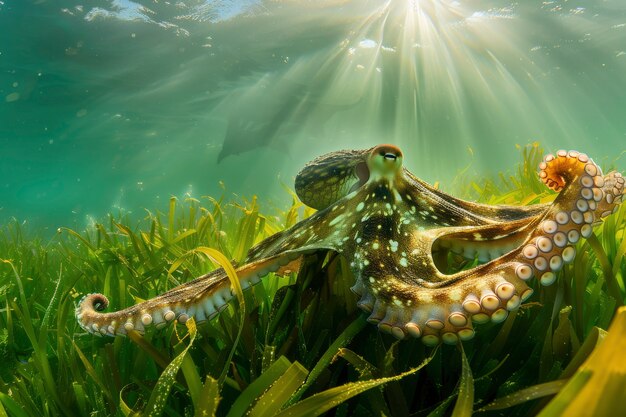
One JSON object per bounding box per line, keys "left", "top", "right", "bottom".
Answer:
{"left": 1, "top": 0, "right": 625, "bottom": 232}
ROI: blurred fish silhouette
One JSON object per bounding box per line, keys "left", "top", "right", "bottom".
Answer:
{"left": 216, "top": 76, "right": 361, "bottom": 162}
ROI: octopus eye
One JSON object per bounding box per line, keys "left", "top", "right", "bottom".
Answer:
{"left": 369, "top": 144, "right": 403, "bottom": 173}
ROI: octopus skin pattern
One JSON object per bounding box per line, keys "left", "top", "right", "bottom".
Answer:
{"left": 76, "top": 145, "right": 624, "bottom": 346}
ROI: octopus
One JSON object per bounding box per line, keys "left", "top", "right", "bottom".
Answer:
{"left": 76, "top": 145, "right": 624, "bottom": 346}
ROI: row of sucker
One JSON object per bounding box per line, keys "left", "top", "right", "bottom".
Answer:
{"left": 352, "top": 272, "right": 533, "bottom": 346}
{"left": 513, "top": 150, "right": 624, "bottom": 287}
{"left": 75, "top": 253, "right": 300, "bottom": 337}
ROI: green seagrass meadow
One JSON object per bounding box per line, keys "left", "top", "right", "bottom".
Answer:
{"left": 1, "top": 144, "right": 625, "bottom": 416}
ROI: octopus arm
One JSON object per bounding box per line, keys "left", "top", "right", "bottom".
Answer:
{"left": 76, "top": 254, "right": 304, "bottom": 337}
{"left": 402, "top": 169, "right": 550, "bottom": 224}
{"left": 431, "top": 216, "right": 540, "bottom": 266}
{"left": 76, "top": 194, "right": 353, "bottom": 337}
{"left": 245, "top": 194, "right": 364, "bottom": 262}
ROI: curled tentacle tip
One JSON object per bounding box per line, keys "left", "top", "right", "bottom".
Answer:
{"left": 78, "top": 293, "right": 110, "bottom": 312}
{"left": 539, "top": 149, "right": 598, "bottom": 192}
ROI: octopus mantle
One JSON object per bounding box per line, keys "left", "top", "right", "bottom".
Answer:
{"left": 76, "top": 145, "right": 624, "bottom": 346}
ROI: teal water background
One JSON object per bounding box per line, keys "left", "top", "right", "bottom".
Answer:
{"left": 1, "top": 0, "right": 625, "bottom": 232}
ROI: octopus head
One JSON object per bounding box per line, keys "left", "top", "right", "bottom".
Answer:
{"left": 366, "top": 144, "right": 403, "bottom": 180}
